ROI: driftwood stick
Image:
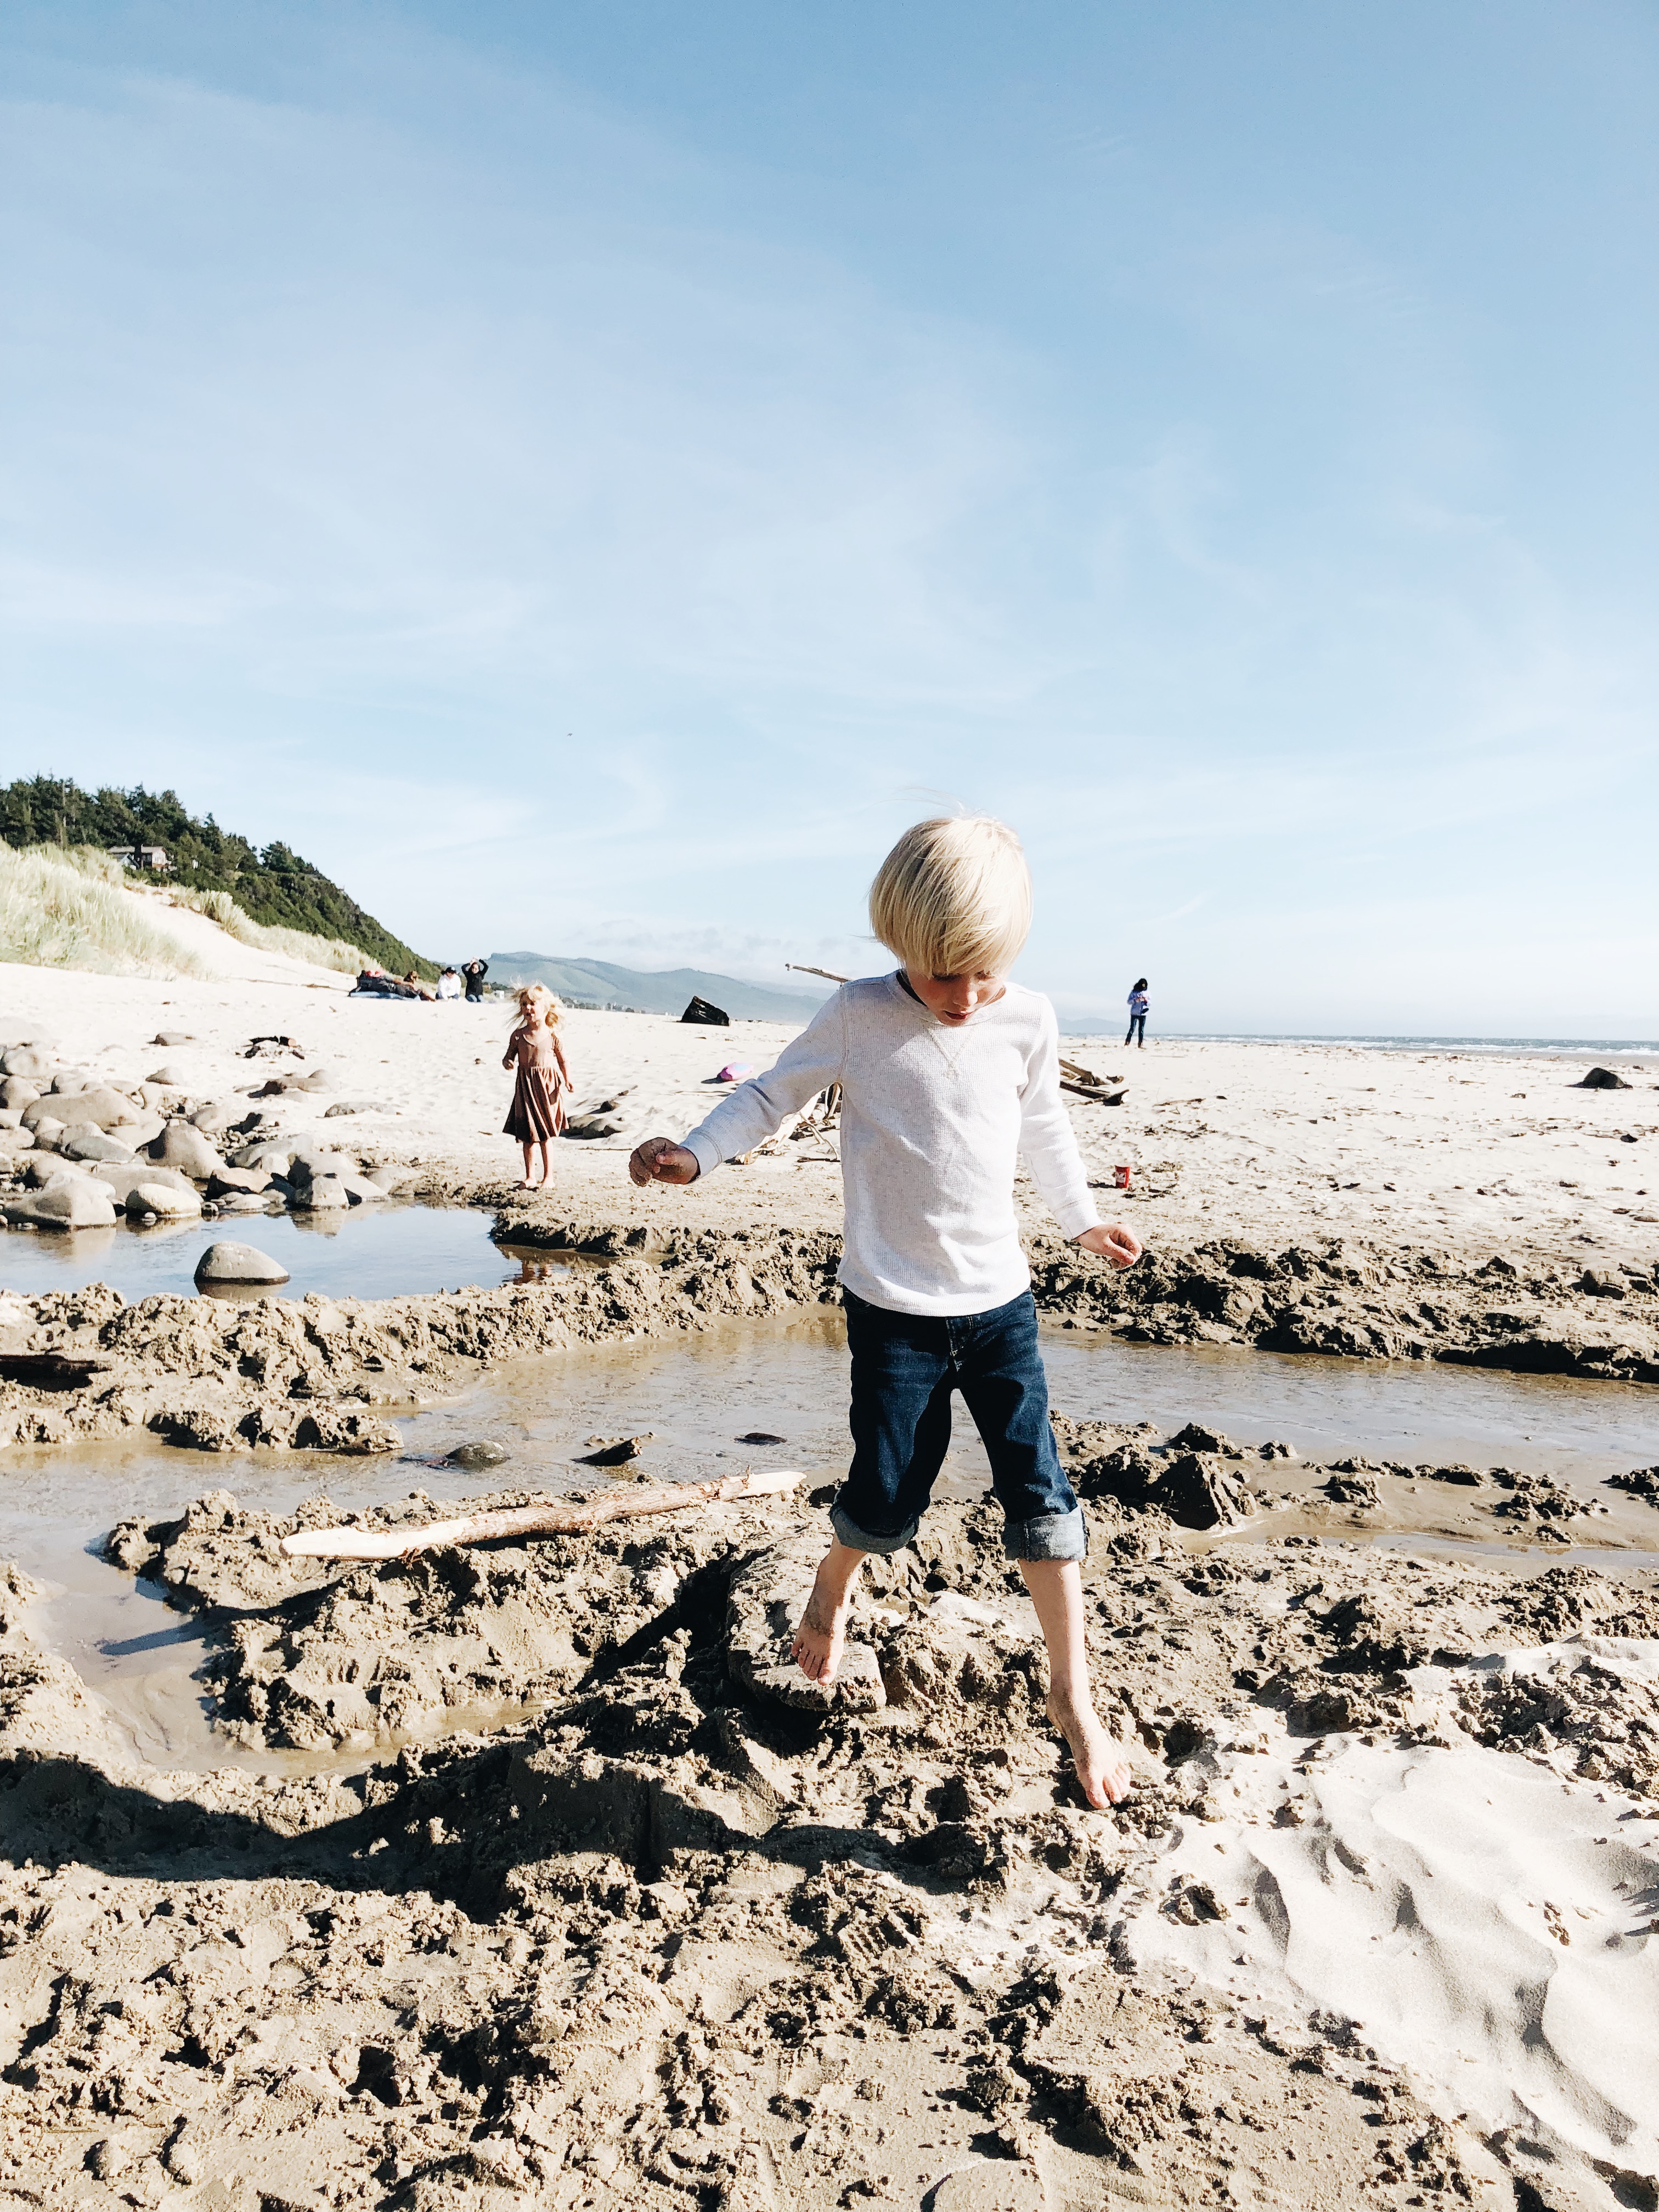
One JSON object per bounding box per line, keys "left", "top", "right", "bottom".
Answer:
{"left": 281, "top": 1468, "right": 807, "bottom": 1561}
{"left": 786, "top": 963, "right": 849, "bottom": 984}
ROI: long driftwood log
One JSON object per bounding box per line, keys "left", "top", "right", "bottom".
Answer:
{"left": 280, "top": 1467, "right": 807, "bottom": 1561}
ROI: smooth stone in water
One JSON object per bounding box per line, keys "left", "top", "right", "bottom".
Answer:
{"left": 447, "top": 1441, "right": 510, "bottom": 1470}
{"left": 300, "top": 1175, "right": 351, "bottom": 1210}
{"left": 126, "top": 1181, "right": 201, "bottom": 1220}
{"left": 207, "top": 1166, "right": 272, "bottom": 1197}
{"left": 91, "top": 1163, "right": 196, "bottom": 1208}
{"left": 194, "top": 1240, "right": 290, "bottom": 1286}
{"left": 4, "top": 1180, "right": 119, "bottom": 1229}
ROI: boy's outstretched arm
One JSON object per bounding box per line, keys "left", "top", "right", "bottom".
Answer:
{"left": 627, "top": 994, "right": 848, "bottom": 1192}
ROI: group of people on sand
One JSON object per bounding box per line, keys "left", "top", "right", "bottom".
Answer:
{"left": 354, "top": 958, "right": 491, "bottom": 1002}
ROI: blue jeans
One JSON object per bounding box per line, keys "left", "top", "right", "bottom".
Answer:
{"left": 1126, "top": 1013, "right": 1146, "bottom": 1046}
{"left": 830, "top": 1288, "right": 1086, "bottom": 1563}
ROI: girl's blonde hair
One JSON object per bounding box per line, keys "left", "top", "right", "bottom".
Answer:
{"left": 868, "top": 815, "right": 1032, "bottom": 978}
{"left": 513, "top": 984, "right": 563, "bottom": 1029}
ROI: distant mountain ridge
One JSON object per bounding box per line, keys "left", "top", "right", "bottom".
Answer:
{"left": 489, "top": 953, "right": 833, "bottom": 1023}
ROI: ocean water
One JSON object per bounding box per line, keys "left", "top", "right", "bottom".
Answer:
{"left": 1055, "top": 1031, "right": 1658, "bottom": 1058}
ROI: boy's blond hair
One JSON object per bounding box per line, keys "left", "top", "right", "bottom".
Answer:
{"left": 868, "top": 815, "right": 1032, "bottom": 978}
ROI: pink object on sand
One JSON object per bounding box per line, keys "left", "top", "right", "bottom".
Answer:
{"left": 716, "top": 1063, "right": 753, "bottom": 1083}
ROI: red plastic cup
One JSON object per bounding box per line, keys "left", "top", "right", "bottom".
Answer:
{"left": 1113, "top": 1164, "right": 1132, "bottom": 1189}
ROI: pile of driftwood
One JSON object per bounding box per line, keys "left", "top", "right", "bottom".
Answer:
{"left": 1059, "top": 1058, "right": 1128, "bottom": 1106}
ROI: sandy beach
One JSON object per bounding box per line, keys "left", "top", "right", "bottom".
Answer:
{"left": 1, "top": 932, "right": 1657, "bottom": 2212}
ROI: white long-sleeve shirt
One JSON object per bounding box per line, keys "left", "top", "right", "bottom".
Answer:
{"left": 681, "top": 973, "right": 1100, "bottom": 1316}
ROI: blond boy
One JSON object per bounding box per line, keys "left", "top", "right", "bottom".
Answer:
{"left": 629, "top": 817, "right": 1141, "bottom": 1808}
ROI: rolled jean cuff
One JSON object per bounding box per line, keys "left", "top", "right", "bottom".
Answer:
{"left": 1003, "top": 1505, "right": 1087, "bottom": 1563}
{"left": 829, "top": 1500, "right": 919, "bottom": 1556}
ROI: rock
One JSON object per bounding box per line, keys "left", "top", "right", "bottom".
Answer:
{"left": 300, "top": 1068, "right": 332, "bottom": 1093}
{"left": 3, "top": 1180, "right": 119, "bottom": 1229}
{"left": 27, "top": 1117, "right": 66, "bottom": 1150}
{"left": 189, "top": 1099, "right": 240, "bottom": 1134}
{"left": 680, "top": 996, "right": 730, "bottom": 1026}
{"left": 127, "top": 1181, "right": 201, "bottom": 1220}
{"left": 217, "top": 1192, "right": 279, "bottom": 1215}
{"left": 230, "top": 1141, "right": 298, "bottom": 1172}
{"left": 137, "top": 1082, "right": 187, "bottom": 1111}
{"left": 0, "top": 1128, "right": 35, "bottom": 1155}
{"left": 0, "top": 1079, "right": 40, "bottom": 1109}
{"left": 145, "top": 1064, "right": 193, "bottom": 1087}
{"left": 447, "top": 1440, "right": 510, "bottom": 1470}
{"left": 285, "top": 1149, "right": 352, "bottom": 1187}
{"left": 337, "top": 1174, "right": 387, "bottom": 1203}
{"left": 89, "top": 1163, "right": 196, "bottom": 1208}
{"left": 0, "top": 1047, "right": 54, "bottom": 1082}
{"left": 324, "top": 1101, "right": 382, "bottom": 1117}
{"left": 207, "top": 1165, "right": 272, "bottom": 1197}
{"left": 48, "top": 1071, "right": 93, "bottom": 1094}
{"left": 145, "top": 1121, "right": 224, "bottom": 1179}
{"left": 59, "top": 1128, "right": 136, "bottom": 1165}
{"left": 47, "top": 1085, "right": 146, "bottom": 1132}
{"left": 364, "top": 1164, "right": 416, "bottom": 1191}
{"left": 1582, "top": 1268, "right": 1628, "bottom": 1299}
{"left": 19, "top": 1100, "right": 59, "bottom": 1131}
{"left": 151, "top": 1031, "right": 193, "bottom": 1047}
{"left": 563, "top": 1111, "right": 624, "bottom": 1140}
{"left": 1578, "top": 1066, "right": 1632, "bottom": 1089}
{"left": 299, "top": 1175, "right": 351, "bottom": 1210}
{"left": 194, "top": 1242, "right": 291, "bottom": 1286}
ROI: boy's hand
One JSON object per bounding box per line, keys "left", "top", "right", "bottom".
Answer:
{"left": 628, "top": 1137, "right": 701, "bottom": 1187}
{"left": 1075, "top": 1222, "right": 1141, "bottom": 1269}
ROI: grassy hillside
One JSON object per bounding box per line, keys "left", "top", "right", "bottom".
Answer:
{"left": 1, "top": 777, "right": 435, "bottom": 978}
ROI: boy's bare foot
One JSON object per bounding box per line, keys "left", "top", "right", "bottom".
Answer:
{"left": 791, "top": 1566, "right": 853, "bottom": 1684}
{"left": 1047, "top": 1690, "right": 1134, "bottom": 1809}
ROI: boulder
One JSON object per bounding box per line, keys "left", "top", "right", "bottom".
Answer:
{"left": 3, "top": 1179, "right": 119, "bottom": 1229}
{"left": 60, "top": 1128, "right": 137, "bottom": 1165}
{"left": 286, "top": 1149, "right": 352, "bottom": 1186}
{"left": 298, "top": 1175, "right": 351, "bottom": 1210}
{"left": 145, "top": 1122, "right": 224, "bottom": 1180}
{"left": 230, "top": 1141, "right": 298, "bottom": 1172}
{"left": 29, "top": 1118, "right": 66, "bottom": 1151}
{"left": 0, "top": 1047, "right": 55, "bottom": 1082}
{"left": 363, "top": 1164, "right": 419, "bottom": 1192}
{"left": 216, "top": 1193, "right": 278, "bottom": 1215}
{"left": 92, "top": 1163, "right": 197, "bottom": 1208}
{"left": 19, "top": 1099, "right": 58, "bottom": 1131}
{"left": 127, "top": 1181, "right": 201, "bottom": 1220}
{"left": 48, "top": 1071, "right": 93, "bottom": 1094}
{"left": 138, "top": 1084, "right": 188, "bottom": 1113}
{"left": 338, "top": 1175, "right": 387, "bottom": 1203}
{"left": 207, "top": 1166, "right": 272, "bottom": 1197}
{"left": 0, "top": 1128, "right": 35, "bottom": 1156}
{"left": 680, "top": 996, "right": 730, "bottom": 1027}
{"left": 145, "top": 1064, "right": 192, "bottom": 1088}
{"left": 0, "top": 1079, "right": 40, "bottom": 1110}
{"left": 194, "top": 1241, "right": 290, "bottom": 1286}
{"left": 188, "top": 1100, "right": 239, "bottom": 1135}
{"left": 53, "top": 1087, "right": 146, "bottom": 1133}
{"left": 1578, "top": 1066, "right": 1632, "bottom": 1090}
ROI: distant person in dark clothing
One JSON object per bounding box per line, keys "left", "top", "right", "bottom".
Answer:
{"left": 462, "top": 958, "right": 489, "bottom": 1002}
{"left": 1126, "top": 979, "right": 1149, "bottom": 1048}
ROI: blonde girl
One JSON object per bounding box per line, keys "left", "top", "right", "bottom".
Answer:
{"left": 501, "top": 987, "right": 572, "bottom": 1187}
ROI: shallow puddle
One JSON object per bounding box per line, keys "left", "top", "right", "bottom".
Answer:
{"left": 3, "top": 1310, "right": 1656, "bottom": 1775}
{"left": 0, "top": 1201, "right": 560, "bottom": 1304}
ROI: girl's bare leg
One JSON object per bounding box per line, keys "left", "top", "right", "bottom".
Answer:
{"left": 520, "top": 1141, "right": 535, "bottom": 1188}
{"left": 538, "top": 1141, "right": 552, "bottom": 1186}
{"left": 1019, "top": 1558, "right": 1134, "bottom": 1809}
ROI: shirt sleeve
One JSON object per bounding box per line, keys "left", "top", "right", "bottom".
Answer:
{"left": 681, "top": 992, "right": 848, "bottom": 1178}
{"left": 1017, "top": 1004, "right": 1101, "bottom": 1239}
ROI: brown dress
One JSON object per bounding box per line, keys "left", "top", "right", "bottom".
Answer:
{"left": 503, "top": 1025, "right": 566, "bottom": 1142}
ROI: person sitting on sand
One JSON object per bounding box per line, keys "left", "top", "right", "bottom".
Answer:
{"left": 628, "top": 815, "right": 1143, "bottom": 1810}
{"left": 1126, "top": 977, "right": 1149, "bottom": 1048}
{"left": 436, "top": 965, "right": 462, "bottom": 1000}
{"left": 503, "top": 985, "right": 571, "bottom": 1187}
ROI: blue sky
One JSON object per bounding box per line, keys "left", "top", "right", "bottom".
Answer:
{"left": 4, "top": 1, "right": 1656, "bottom": 1031}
